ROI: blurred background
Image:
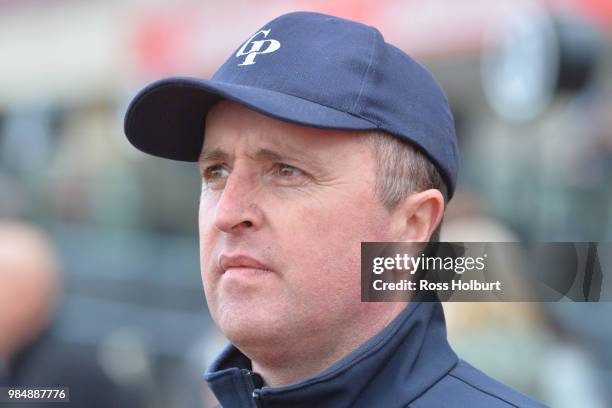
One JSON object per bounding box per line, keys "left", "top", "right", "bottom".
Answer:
{"left": 0, "top": 0, "right": 611, "bottom": 407}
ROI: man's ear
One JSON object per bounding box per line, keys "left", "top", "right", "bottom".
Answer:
{"left": 390, "top": 189, "right": 444, "bottom": 242}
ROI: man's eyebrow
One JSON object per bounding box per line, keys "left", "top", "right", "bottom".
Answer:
{"left": 254, "top": 148, "right": 323, "bottom": 168}
{"left": 199, "top": 147, "right": 322, "bottom": 167}
{"left": 198, "top": 148, "right": 285, "bottom": 164}
{"left": 253, "top": 148, "right": 289, "bottom": 162}
{"left": 198, "top": 148, "right": 229, "bottom": 164}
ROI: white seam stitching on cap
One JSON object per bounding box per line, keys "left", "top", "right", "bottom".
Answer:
{"left": 351, "top": 27, "right": 378, "bottom": 116}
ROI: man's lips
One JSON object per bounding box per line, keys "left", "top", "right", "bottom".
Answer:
{"left": 219, "top": 254, "right": 274, "bottom": 274}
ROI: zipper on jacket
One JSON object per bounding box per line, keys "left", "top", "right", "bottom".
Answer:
{"left": 252, "top": 388, "right": 263, "bottom": 408}
{"left": 242, "top": 369, "right": 264, "bottom": 408}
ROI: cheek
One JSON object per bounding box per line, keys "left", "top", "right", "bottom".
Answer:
{"left": 198, "top": 195, "right": 218, "bottom": 286}
{"left": 198, "top": 190, "right": 219, "bottom": 243}
{"left": 302, "top": 193, "right": 390, "bottom": 244}
{"left": 280, "top": 192, "right": 391, "bottom": 296}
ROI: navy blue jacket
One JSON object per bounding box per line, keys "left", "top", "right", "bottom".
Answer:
{"left": 204, "top": 302, "right": 547, "bottom": 407}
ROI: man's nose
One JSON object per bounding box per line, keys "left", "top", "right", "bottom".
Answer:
{"left": 212, "top": 170, "right": 263, "bottom": 234}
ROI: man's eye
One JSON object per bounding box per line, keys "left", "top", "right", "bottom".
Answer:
{"left": 203, "top": 165, "right": 230, "bottom": 182}
{"left": 275, "top": 163, "right": 304, "bottom": 177}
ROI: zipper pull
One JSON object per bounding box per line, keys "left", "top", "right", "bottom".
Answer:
{"left": 242, "top": 369, "right": 264, "bottom": 407}
{"left": 252, "top": 388, "right": 263, "bottom": 408}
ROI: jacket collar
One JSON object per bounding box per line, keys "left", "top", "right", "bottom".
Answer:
{"left": 205, "top": 301, "right": 457, "bottom": 407}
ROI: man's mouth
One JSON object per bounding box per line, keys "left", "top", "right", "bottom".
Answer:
{"left": 218, "top": 254, "right": 274, "bottom": 276}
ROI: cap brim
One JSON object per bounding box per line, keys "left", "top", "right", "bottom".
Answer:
{"left": 124, "top": 77, "right": 377, "bottom": 161}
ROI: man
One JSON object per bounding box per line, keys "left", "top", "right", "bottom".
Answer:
{"left": 124, "top": 11, "right": 545, "bottom": 407}
{"left": 0, "top": 220, "right": 142, "bottom": 407}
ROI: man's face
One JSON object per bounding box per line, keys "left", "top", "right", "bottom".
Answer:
{"left": 199, "top": 101, "right": 397, "bottom": 352}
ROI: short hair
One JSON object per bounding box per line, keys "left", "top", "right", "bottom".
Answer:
{"left": 365, "top": 131, "right": 449, "bottom": 242}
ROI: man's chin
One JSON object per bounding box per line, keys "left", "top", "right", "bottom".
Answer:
{"left": 212, "top": 301, "right": 291, "bottom": 343}
{"left": 219, "top": 318, "right": 289, "bottom": 352}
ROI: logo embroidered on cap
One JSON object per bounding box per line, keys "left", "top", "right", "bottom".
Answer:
{"left": 235, "top": 29, "right": 281, "bottom": 66}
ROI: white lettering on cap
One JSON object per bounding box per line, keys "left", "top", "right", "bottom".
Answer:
{"left": 235, "top": 29, "right": 281, "bottom": 66}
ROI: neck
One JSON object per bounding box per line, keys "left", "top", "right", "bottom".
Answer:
{"left": 251, "top": 349, "right": 341, "bottom": 387}
{"left": 248, "top": 302, "right": 407, "bottom": 387}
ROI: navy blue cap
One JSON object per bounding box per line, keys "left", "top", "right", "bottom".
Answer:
{"left": 124, "top": 11, "right": 459, "bottom": 197}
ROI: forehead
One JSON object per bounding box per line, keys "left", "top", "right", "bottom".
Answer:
{"left": 202, "top": 101, "right": 369, "bottom": 159}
